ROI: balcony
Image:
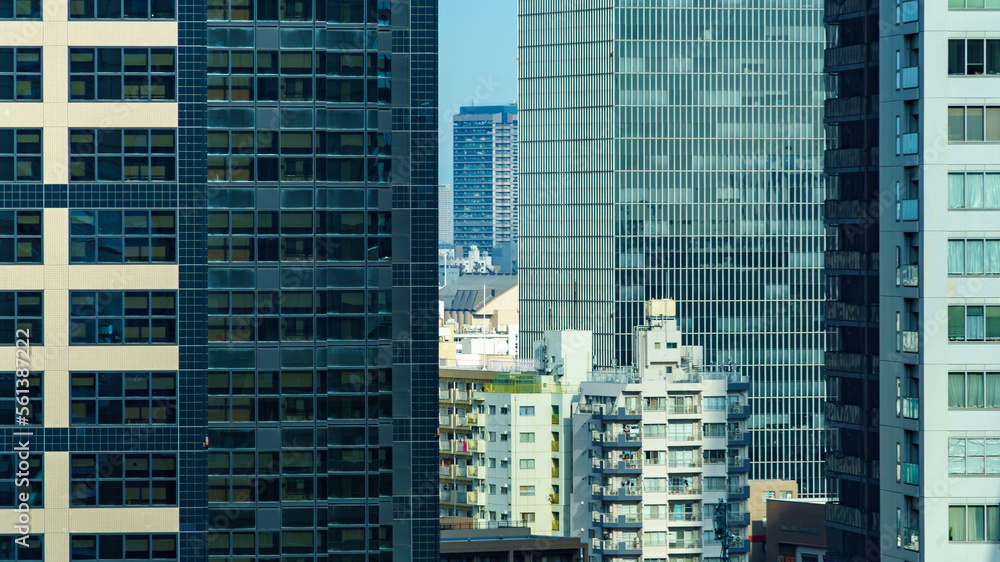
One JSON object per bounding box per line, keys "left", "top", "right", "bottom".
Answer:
{"left": 668, "top": 405, "right": 701, "bottom": 415}
{"left": 552, "top": 520, "right": 559, "bottom": 532}
{"left": 901, "top": 66, "right": 918, "bottom": 89}
{"left": 669, "top": 538, "right": 702, "bottom": 549}
{"left": 902, "top": 462, "right": 919, "bottom": 485}
{"left": 668, "top": 512, "right": 699, "bottom": 522}
{"left": 898, "top": 264, "right": 918, "bottom": 287}
{"left": 901, "top": 133, "right": 918, "bottom": 155}
{"left": 902, "top": 527, "right": 919, "bottom": 551}
{"left": 467, "top": 465, "right": 482, "bottom": 478}
{"left": 825, "top": 44, "right": 865, "bottom": 68}
{"left": 668, "top": 459, "right": 703, "bottom": 469}
{"left": 669, "top": 484, "right": 701, "bottom": 495}
{"left": 901, "top": 331, "right": 918, "bottom": 353}
{"left": 551, "top": 440, "right": 560, "bottom": 451}
{"left": 465, "top": 413, "right": 481, "bottom": 425}
{"left": 900, "top": 198, "right": 918, "bottom": 221}
{"left": 549, "top": 492, "right": 559, "bottom": 503}
{"left": 552, "top": 413, "right": 559, "bottom": 424}
{"left": 901, "top": 0, "right": 917, "bottom": 23}
{"left": 439, "top": 414, "right": 452, "bottom": 426}
{"left": 901, "top": 397, "right": 918, "bottom": 420}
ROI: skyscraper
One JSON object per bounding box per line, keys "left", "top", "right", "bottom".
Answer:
{"left": 452, "top": 104, "right": 518, "bottom": 253}
{"left": 440, "top": 183, "right": 454, "bottom": 245}
{"left": 0, "top": 0, "right": 438, "bottom": 560}
{"left": 518, "top": 2, "right": 828, "bottom": 495}
{"left": 880, "top": 2, "right": 1000, "bottom": 560}
{"left": 822, "top": 0, "right": 881, "bottom": 559}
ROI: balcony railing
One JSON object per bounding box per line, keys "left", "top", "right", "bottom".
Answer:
{"left": 669, "top": 538, "right": 702, "bottom": 549}
{"left": 552, "top": 520, "right": 560, "bottom": 531}
{"left": 552, "top": 413, "right": 559, "bottom": 424}
{"left": 901, "top": 331, "right": 918, "bottom": 353}
{"left": 551, "top": 440, "right": 560, "bottom": 451}
{"left": 551, "top": 466, "right": 559, "bottom": 478}
{"left": 668, "top": 513, "right": 698, "bottom": 522}
{"left": 903, "top": 462, "right": 919, "bottom": 485}
{"left": 727, "top": 455, "right": 745, "bottom": 467}
{"left": 901, "top": 133, "right": 919, "bottom": 155}
{"left": 549, "top": 492, "right": 559, "bottom": 503}
{"left": 901, "top": 0, "right": 917, "bottom": 23}
{"left": 900, "top": 198, "right": 918, "bottom": 221}
{"left": 902, "top": 527, "right": 919, "bottom": 551}
{"left": 902, "top": 397, "right": 918, "bottom": 420}
{"left": 729, "top": 403, "right": 746, "bottom": 414}
{"left": 668, "top": 484, "right": 701, "bottom": 494}
{"left": 901, "top": 66, "right": 918, "bottom": 89}
{"left": 668, "top": 405, "right": 700, "bottom": 415}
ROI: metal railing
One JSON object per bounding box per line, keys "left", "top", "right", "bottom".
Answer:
{"left": 668, "top": 405, "right": 700, "bottom": 415}
{"left": 902, "top": 527, "right": 919, "bottom": 551}
{"left": 669, "top": 484, "right": 701, "bottom": 495}
{"left": 903, "top": 462, "right": 919, "bottom": 485}
{"left": 901, "top": 331, "right": 918, "bottom": 353}
{"left": 898, "top": 264, "right": 918, "bottom": 287}
{"left": 902, "top": 396, "right": 918, "bottom": 420}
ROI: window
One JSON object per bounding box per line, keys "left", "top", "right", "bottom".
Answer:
{"left": 0, "top": 535, "right": 43, "bottom": 559}
{"left": 950, "top": 0, "right": 1000, "bottom": 8}
{"left": 520, "top": 512, "right": 535, "bottom": 523}
{"left": 519, "top": 432, "right": 534, "bottom": 443}
{"left": 0, "top": 129, "right": 41, "bottom": 181}
{"left": 208, "top": 0, "right": 320, "bottom": 22}
{"left": 69, "top": 291, "right": 177, "bottom": 344}
{"left": 947, "top": 305, "right": 1000, "bottom": 341}
{"left": 949, "top": 172, "right": 1000, "bottom": 209}
{"left": 69, "top": 0, "right": 175, "bottom": 18}
{"left": 705, "top": 477, "right": 726, "bottom": 491}
{"left": 207, "top": 210, "right": 254, "bottom": 262}
{"left": 519, "top": 485, "right": 535, "bottom": 496}
{"left": 948, "top": 106, "right": 1000, "bottom": 142}
{"left": 70, "top": 129, "right": 176, "bottom": 181}
{"left": 71, "top": 372, "right": 176, "bottom": 424}
{"left": 70, "top": 210, "right": 176, "bottom": 263}
{"left": 208, "top": 290, "right": 320, "bottom": 343}
{"left": 207, "top": 0, "right": 253, "bottom": 20}
{"left": 71, "top": 534, "right": 177, "bottom": 561}
{"left": 489, "top": 405, "right": 496, "bottom": 415}
{"left": 500, "top": 406, "right": 508, "bottom": 414}
{"left": 947, "top": 239, "right": 1000, "bottom": 274}
{"left": 948, "top": 372, "right": 1000, "bottom": 408}
{"left": 704, "top": 396, "right": 726, "bottom": 411}
{"left": 207, "top": 49, "right": 322, "bottom": 104}
{"left": 949, "top": 39, "right": 1000, "bottom": 75}
{"left": 206, "top": 128, "right": 317, "bottom": 182}
{"left": 0, "top": 454, "right": 42, "bottom": 507}
{"left": 0, "top": 48, "right": 40, "bottom": 100}
{"left": 519, "top": 459, "right": 535, "bottom": 469}
{"left": 519, "top": 406, "right": 534, "bottom": 416}
{"left": 669, "top": 422, "right": 696, "bottom": 441}
{"left": 488, "top": 458, "right": 496, "bottom": 468}
{"left": 949, "top": 438, "right": 1000, "bottom": 474}
{"left": 0, "top": 371, "right": 41, "bottom": 424}
{"left": 0, "top": 211, "right": 40, "bottom": 263}
{"left": 0, "top": 292, "right": 42, "bottom": 344}
{"left": 70, "top": 453, "right": 177, "bottom": 506}
{"left": 644, "top": 477, "right": 666, "bottom": 492}
{"left": 644, "top": 424, "right": 665, "bottom": 438}
{"left": 0, "top": 0, "right": 40, "bottom": 18}
{"left": 704, "top": 423, "right": 726, "bottom": 437}
{"left": 703, "top": 450, "right": 726, "bottom": 464}
{"left": 949, "top": 505, "right": 1000, "bottom": 541}
{"left": 644, "top": 531, "right": 667, "bottom": 545}
{"left": 70, "top": 48, "right": 175, "bottom": 101}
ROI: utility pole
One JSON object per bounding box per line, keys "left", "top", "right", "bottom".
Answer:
{"left": 713, "top": 498, "right": 732, "bottom": 562}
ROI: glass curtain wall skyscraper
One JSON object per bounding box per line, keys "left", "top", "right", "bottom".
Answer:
{"left": 519, "top": 1, "right": 828, "bottom": 495}
{"left": 0, "top": 0, "right": 438, "bottom": 561}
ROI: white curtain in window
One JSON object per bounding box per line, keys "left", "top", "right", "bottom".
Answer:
{"left": 951, "top": 506, "right": 967, "bottom": 541}
{"left": 949, "top": 240, "right": 966, "bottom": 274}
{"left": 986, "top": 173, "right": 1000, "bottom": 208}
{"left": 950, "top": 173, "right": 966, "bottom": 208}
{"left": 950, "top": 438, "right": 967, "bottom": 473}
{"left": 969, "top": 506, "right": 986, "bottom": 541}
{"left": 968, "top": 240, "right": 985, "bottom": 274}
{"left": 987, "top": 373, "right": 1000, "bottom": 407}
{"left": 969, "top": 373, "right": 985, "bottom": 407}
{"left": 969, "top": 173, "right": 985, "bottom": 209}
{"left": 987, "top": 241, "right": 1000, "bottom": 274}
{"left": 968, "top": 307, "right": 986, "bottom": 340}
{"left": 950, "top": 373, "right": 966, "bottom": 407}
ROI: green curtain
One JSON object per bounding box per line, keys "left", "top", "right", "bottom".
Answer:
{"left": 986, "top": 373, "right": 1000, "bottom": 407}
{"left": 951, "top": 506, "right": 967, "bottom": 541}
{"left": 969, "top": 373, "right": 985, "bottom": 408}
{"left": 949, "top": 307, "right": 966, "bottom": 340}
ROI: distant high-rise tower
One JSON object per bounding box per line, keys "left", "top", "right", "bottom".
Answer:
{"left": 880, "top": 2, "right": 1000, "bottom": 561}
{"left": 440, "top": 183, "right": 454, "bottom": 245}
{"left": 452, "top": 104, "right": 518, "bottom": 252}
{"left": 518, "top": 2, "right": 827, "bottom": 497}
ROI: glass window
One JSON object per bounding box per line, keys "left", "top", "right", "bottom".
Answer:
{"left": 70, "top": 0, "right": 175, "bottom": 19}
{"left": 0, "top": 371, "right": 42, "bottom": 424}
{"left": 950, "top": 107, "right": 967, "bottom": 141}
{"left": 0, "top": 48, "right": 41, "bottom": 100}
{"left": 69, "top": 291, "right": 176, "bottom": 344}
{"left": 0, "top": 292, "right": 42, "bottom": 344}
{"left": 70, "top": 48, "right": 175, "bottom": 101}
{"left": 70, "top": 129, "right": 176, "bottom": 182}
{"left": 0, "top": 0, "right": 40, "bottom": 18}
{"left": 0, "top": 210, "right": 41, "bottom": 263}
{"left": 0, "top": 455, "right": 42, "bottom": 507}
{"left": 71, "top": 534, "right": 177, "bottom": 561}
{"left": 70, "top": 453, "right": 177, "bottom": 506}
{"left": 0, "top": 129, "right": 41, "bottom": 181}
{"left": 71, "top": 372, "right": 176, "bottom": 424}
{"left": 0, "top": 535, "right": 43, "bottom": 559}
{"left": 70, "top": 210, "right": 175, "bottom": 263}
{"left": 949, "top": 306, "right": 966, "bottom": 340}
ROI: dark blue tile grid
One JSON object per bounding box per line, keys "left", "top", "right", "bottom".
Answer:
{"left": 176, "top": 0, "right": 207, "bottom": 557}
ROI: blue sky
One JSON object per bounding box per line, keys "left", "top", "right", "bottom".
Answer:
{"left": 438, "top": 0, "right": 518, "bottom": 186}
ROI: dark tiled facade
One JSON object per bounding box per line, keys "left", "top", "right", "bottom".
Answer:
{"left": 822, "top": 0, "right": 881, "bottom": 560}
{"left": 0, "top": 0, "right": 438, "bottom": 560}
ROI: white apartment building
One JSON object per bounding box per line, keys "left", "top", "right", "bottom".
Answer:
{"left": 880, "top": 1, "right": 1000, "bottom": 560}
{"left": 571, "top": 301, "right": 750, "bottom": 562}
